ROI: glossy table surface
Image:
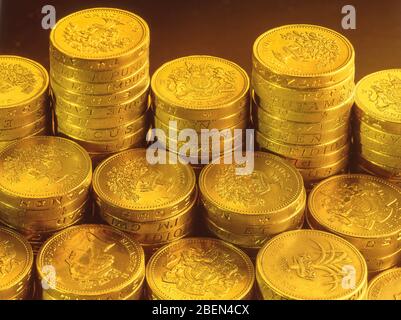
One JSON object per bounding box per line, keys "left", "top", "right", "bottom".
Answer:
{"left": 1, "top": 0, "right": 400, "bottom": 80}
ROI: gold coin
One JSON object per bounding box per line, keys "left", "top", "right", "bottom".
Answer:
{"left": 308, "top": 174, "right": 401, "bottom": 255}
{"left": 256, "top": 120, "right": 349, "bottom": 145}
{"left": 0, "top": 56, "right": 49, "bottom": 112}
{"left": 55, "top": 105, "right": 148, "bottom": 129}
{"left": 256, "top": 130, "right": 348, "bottom": 157}
{"left": 49, "top": 50, "right": 148, "bottom": 83}
{"left": 50, "top": 8, "right": 150, "bottom": 70}
{"left": 146, "top": 237, "right": 255, "bottom": 300}
{"left": 98, "top": 190, "right": 196, "bottom": 234}
{"left": 51, "top": 76, "right": 149, "bottom": 107}
{"left": 0, "top": 106, "right": 46, "bottom": 130}
{"left": 275, "top": 144, "right": 350, "bottom": 169}
{"left": 0, "top": 128, "right": 48, "bottom": 151}
{"left": 354, "top": 69, "right": 401, "bottom": 134}
{"left": 363, "top": 248, "right": 401, "bottom": 273}
{"left": 0, "top": 190, "right": 89, "bottom": 220}
{"left": 355, "top": 155, "right": 401, "bottom": 179}
{"left": 205, "top": 212, "right": 304, "bottom": 248}
{"left": 0, "top": 200, "right": 88, "bottom": 233}
{"left": 252, "top": 70, "right": 355, "bottom": 107}
{"left": 151, "top": 55, "right": 250, "bottom": 120}
{"left": 256, "top": 230, "right": 367, "bottom": 300}
{"left": 0, "top": 116, "right": 47, "bottom": 142}
{"left": 354, "top": 134, "right": 401, "bottom": 157}
{"left": 57, "top": 126, "right": 146, "bottom": 153}
{"left": 93, "top": 148, "right": 196, "bottom": 221}
{"left": 367, "top": 268, "right": 401, "bottom": 300}
{"left": 253, "top": 105, "right": 349, "bottom": 134}
{"left": 0, "top": 136, "right": 92, "bottom": 210}
{"left": 297, "top": 156, "right": 349, "bottom": 180}
{"left": 203, "top": 189, "right": 306, "bottom": 235}
{"left": 36, "top": 224, "right": 145, "bottom": 300}
{"left": 252, "top": 24, "right": 354, "bottom": 89}
{"left": 0, "top": 227, "right": 33, "bottom": 299}
{"left": 199, "top": 152, "right": 305, "bottom": 225}
{"left": 56, "top": 113, "right": 147, "bottom": 142}
{"left": 50, "top": 62, "right": 149, "bottom": 95}
{"left": 254, "top": 90, "right": 354, "bottom": 123}
{"left": 354, "top": 119, "right": 401, "bottom": 146}
{"left": 356, "top": 146, "right": 401, "bottom": 169}
{"left": 52, "top": 82, "right": 149, "bottom": 117}
{"left": 153, "top": 106, "right": 249, "bottom": 132}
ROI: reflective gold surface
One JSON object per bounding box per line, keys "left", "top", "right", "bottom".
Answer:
{"left": 256, "top": 230, "right": 368, "bottom": 300}
{"left": 146, "top": 237, "right": 255, "bottom": 300}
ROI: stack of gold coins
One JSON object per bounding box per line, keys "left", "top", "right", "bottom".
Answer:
{"left": 307, "top": 174, "right": 401, "bottom": 274}
{"left": 49, "top": 8, "right": 150, "bottom": 166}
{"left": 367, "top": 268, "right": 401, "bottom": 300}
{"left": 146, "top": 237, "right": 255, "bottom": 300}
{"left": 0, "top": 136, "right": 92, "bottom": 253}
{"left": 93, "top": 148, "right": 197, "bottom": 257}
{"left": 36, "top": 224, "right": 145, "bottom": 300}
{"left": 150, "top": 55, "right": 250, "bottom": 176}
{"left": 0, "top": 56, "right": 49, "bottom": 151}
{"left": 199, "top": 151, "right": 306, "bottom": 257}
{"left": 0, "top": 227, "right": 34, "bottom": 300}
{"left": 252, "top": 25, "right": 355, "bottom": 190}
{"left": 256, "top": 230, "right": 368, "bottom": 300}
{"left": 352, "top": 69, "right": 401, "bottom": 187}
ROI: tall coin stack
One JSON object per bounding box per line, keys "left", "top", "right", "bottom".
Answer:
{"left": 256, "top": 230, "right": 368, "bottom": 300}
{"left": 0, "top": 56, "right": 49, "bottom": 150}
{"left": 36, "top": 225, "right": 145, "bottom": 300}
{"left": 0, "top": 136, "right": 92, "bottom": 253}
{"left": 252, "top": 25, "right": 355, "bottom": 190}
{"left": 352, "top": 69, "right": 401, "bottom": 187}
{"left": 150, "top": 55, "right": 250, "bottom": 175}
{"left": 199, "top": 151, "right": 306, "bottom": 258}
{"left": 0, "top": 227, "right": 34, "bottom": 300}
{"left": 307, "top": 174, "right": 401, "bottom": 274}
{"left": 49, "top": 8, "right": 150, "bottom": 166}
{"left": 93, "top": 148, "right": 197, "bottom": 257}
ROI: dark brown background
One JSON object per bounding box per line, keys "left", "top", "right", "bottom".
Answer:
{"left": 1, "top": 0, "right": 400, "bottom": 80}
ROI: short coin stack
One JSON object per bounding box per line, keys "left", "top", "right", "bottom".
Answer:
{"left": 367, "top": 268, "right": 401, "bottom": 300}
{"left": 36, "top": 224, "right": 145, "bottom": 300}
{"left": 150, "top": 55, "right": 250, "bottom": 175}
{"left": 199, "top": 151, "right": 306, "bottom": 258}
{"left": 50, "top": 8, "right": 150, "bottom": 166}
{"left": 146, "top": 238, "right": 255, "bottom": 300}
{"left": 307, "top": 174, "right": 401, "bottom": 274}
{"left": 252, "top": 24, "right": 355, "bottom": 190}
{"left": 93, "top": 148, "right": 197, "bottom": 257}
{"left": 0, "top": 56, "right": 49, "bottom": 150}
{"left": 0, "top": 136, "right": 92, "bottom": 253}
{"left": 256, "top": 230, "right": 368, "bottom": 300}
{"left": 0, "top": 227, "right": 34, "bottom": 300}
{"left": 352, "top": 69, "right": 401, "bottom": 187}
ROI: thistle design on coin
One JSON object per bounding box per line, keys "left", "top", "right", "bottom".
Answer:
{"left": 0, "top": 63, "right": 36, "bottom": 95}
{"left": 65, "top": 231, "right": 129, "bottom": 289}
{"left": 284, "top": 240, "right": 352, "bottom": 292}
{"left": 167, "top": 62, "right": 236, "bottom": 100}
{"left": 162, "top": 246, "right": 243, "bottom": 296}
{"left": 0, "top": 240, "right": 20, "bottom": 279}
